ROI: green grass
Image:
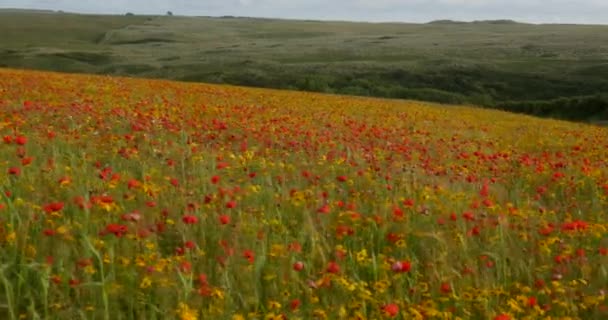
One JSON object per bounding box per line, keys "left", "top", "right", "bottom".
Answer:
{"left": 1, "top": 9, "right": 607, "bottom": 120}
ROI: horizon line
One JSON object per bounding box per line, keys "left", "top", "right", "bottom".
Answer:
{"left": 1, "top": 6, "right": 608, "bottom": 26}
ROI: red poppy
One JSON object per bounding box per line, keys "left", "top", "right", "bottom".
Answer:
{"left": 198, "top": 274, "right": 208, "bottom": 286}
{"left": 243, "top": 250, "right": 255, "bottom": 264}
{"left": 104, "top": 223, "right": 128, "bottom": 238}
{"left": 43, "top": 202, "right": 64, "bottom": 214}
{"left": 184, "top": 241, "right": 196, "bottom": 249}
{"left": 288, "top": 242, "right": 302, "bottom": 253}
{"left": 182, "top": 214, "right": 198, "bottom": 224}
{"left": 121, "top": 211, "right": 141, "bottom": 222}
{"left": 386, "top": 233, "right": 401, "bottom": 243}
{"left": 293, "top": 261, "right": 304, "bottom": 272}
{"left": 403, "top": 199, "right": 415, "bottom": 207}
{"left": 58, "top": 176, "right": 71, "bottom": 186}
{"left": 482, "top": 198, "right": 493, "bottom": 207}
{"left": 391, "top": 260, "right": 411, "bottom": 273}
{"left": 479, "top": 182, "right": 490, "bottom": 197}
{"left": 576, "top": 248, "right": 586, "bottom": 258}
{"left": 382, "top": 303, "right": 399, "bottom": 317}
{"left": 219, "top": 214, "right": 230, "bottom": 225}
{"left": 392, "top": 206, "right": 404, "bottom": 219}
{"left": 561, "top": 220, "right": 587, "bottom": 232}
{"left": 317, "top": 204, "right": 330, "bottom": 214}
{"left": 51, "top": 275, "right": 62, "bottom": 284}
{"left": 21, "top": 157, "right": 33, "bottom": 166}
{"left": 326, "top": 261, "right": 340, "bottom": 274}
{"left": 290, "top": 299, "right": 301, "bottom": 311}
{"left": 179, "top": 261, "right": 192, "bottom": 273}
{"left": 127, "top": 179, "right": 141, "bottom": 189}
{"left": 15, "top": 136, "right": 27, "bottom": 145}
{"left": 463, "top": 211, "right": 475, "bottom": 221}
{"left": 440, "top": 282, "right": 451, "bottom": 294}
{"left": 8, "top": 167, "right": 20, "bottom": 176}
{"left": 77, "top": 258, "right": 92, "bottom": 268}
{"left": 468, "top": 225, "right": 481, "bottom": 237}
{"left": 538, "top": 224, "right": 554, "bottom": 236}
{"left": 211, "top": 175, "right": 220, "bottom": 184}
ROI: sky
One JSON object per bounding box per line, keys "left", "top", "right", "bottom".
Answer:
{"left": 1, "top": 0, "right": 607, "bottom": 24}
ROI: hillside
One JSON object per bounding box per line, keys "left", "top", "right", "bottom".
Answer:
{"left": 1, "top": 10, "right": 608, "bottom": 120}
{"left": 1, "top": 68, "right": 607, "bottom": 319}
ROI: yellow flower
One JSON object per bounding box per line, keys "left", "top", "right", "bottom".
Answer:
{"left": 94, "top": 239, "right": 105, "bottom": 249}
{"left": 177, "top": 303, "right": 198, "bottom": 320}
{"left": 145, "top": 241, "right": 156, "bottom": 250}
{"left": 211, "top": 288, "right": 225, "bottom": 300}
{"left": 507, "top": 299, "right": 523, "bottom": 314}
{"left": 84, "top": 265, "right": 96, "bottom": 275}
{"left": 408, "top": 307, "right": 424, "bottom": 320}
{"left": 373, "top": 280, "right": 390, "bottom": 294}
{"left": 119, "top": 257, "right": 131, "bottom": 266}
{"left": 395, "top": 239, "right": 407, "bottom": 248}
{"left": 26, "top": 244, "right": 37, "bottom": 257}
{"left": 355, "top": 249, "right": 369, "bottom": 264}
{"left": 140, "top": 276, "right": 152, "bottom": 289}
{"left": 312, "top": 309, "right": 327, "bottom": 319}
{"left": 5, "top": 232, "right": 16, "bottom": 244}
{"left": 270, "top": 244, "right": 285, "bottom": 257}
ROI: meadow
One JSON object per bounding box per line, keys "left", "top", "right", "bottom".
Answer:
{"left": 0, "top": 68, "right": 607, "bottom": 319}
{"left": 1, "top": 10, "right": 608, "bottom": 120}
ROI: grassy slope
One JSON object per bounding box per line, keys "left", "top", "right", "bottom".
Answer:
{"left": 1, "top": 68, "right": 607, "bottom": 319}
{"left": 1, "top": 10, "right": 608, "bottom": 120}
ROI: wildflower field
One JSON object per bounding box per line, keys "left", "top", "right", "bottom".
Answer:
{"left": 0, "top": 68, "right": 607, "bottom": 320}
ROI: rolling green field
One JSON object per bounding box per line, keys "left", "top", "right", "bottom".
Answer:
{"left": 1, "top": 10, "right": 607, "bottom": 120}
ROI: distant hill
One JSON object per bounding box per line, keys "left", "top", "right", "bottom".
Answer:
{"left": 472, "top": 19, "right": 525, "bottom": 24}
{"left": 428, "top": 19, "right": 525, "bottom": 25}
{"left": 427, "top": 20, "right": 468, "bottom": 25}
{"left": 0, "top": 10, "right": 606, "bottom": 121}
{"left": 0, "top": 8, "right": 58, "bottom": 14}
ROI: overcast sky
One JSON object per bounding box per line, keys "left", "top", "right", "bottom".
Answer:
{"left": 2, "top": 0, "right": 607, "bottom": 24}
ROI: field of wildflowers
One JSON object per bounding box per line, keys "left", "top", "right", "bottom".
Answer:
{"left": 0, "top": 68, "right": 607, "bottom": 319}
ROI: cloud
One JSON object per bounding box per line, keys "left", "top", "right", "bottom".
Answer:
{"left": 1, "top": 0, "right": 607, "bottom": 24}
